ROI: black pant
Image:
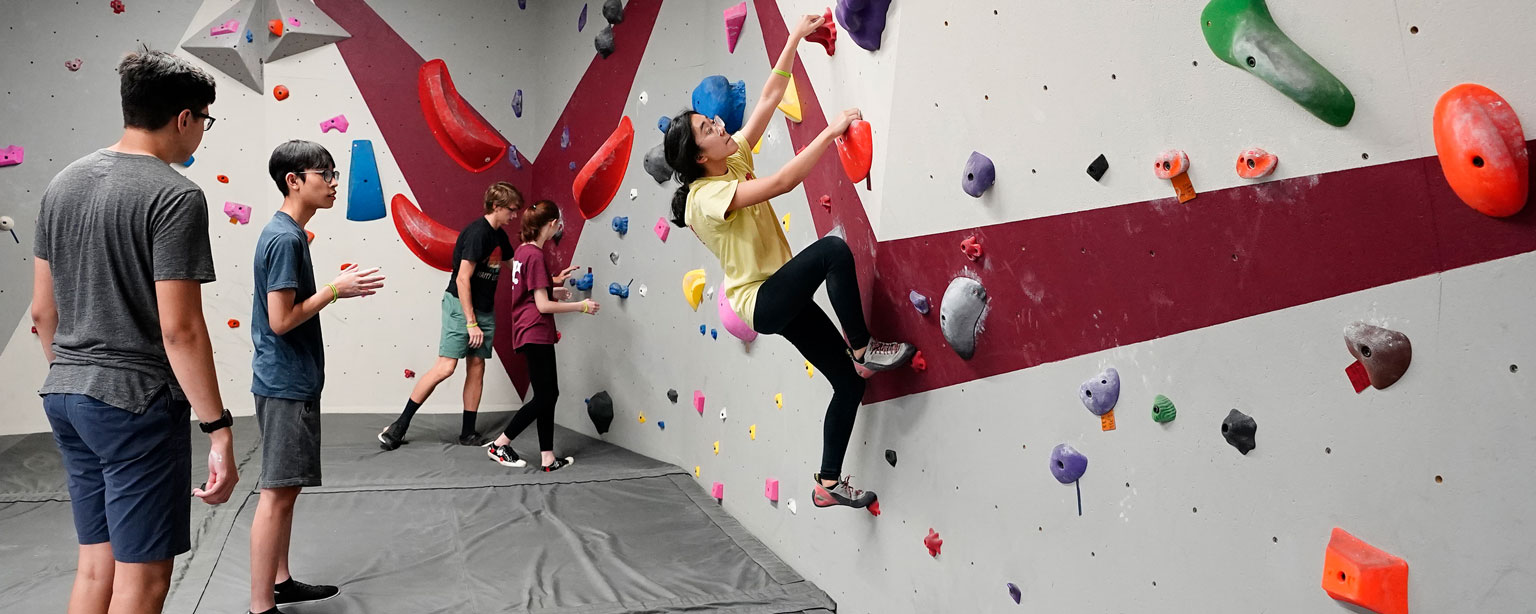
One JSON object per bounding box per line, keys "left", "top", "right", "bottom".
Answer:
{"left": 501, "top": 343, "right": 557, "bottom": 451}
{"left": 753, "top": 236, "right": 869, "bottom": 479}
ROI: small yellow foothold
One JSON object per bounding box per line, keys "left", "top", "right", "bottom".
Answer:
{"left": 749, "top": 424, "right": 757, "bottom": 440}
{"left": 774, "top": 393, "right": 783, "bottom": 409}
{"left": 638, "top": 411, "right": 646, "bottom": 423}
{"left": 781, "top": 212, "right": 790, "bottom": 231}
{"left": 695, "top": 466, "right": 701, "bottom": 477}
{"left": 713, "top": 440, "right": 720, "bottom": 455}
{"left": 805, "top": 361, "right": 814, "bottom": 378}
{"left": 753, "top": 138, "right": 762, "bottom": 154}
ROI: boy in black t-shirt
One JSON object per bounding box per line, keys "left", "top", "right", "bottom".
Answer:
{"left": 379, "top": 182, "right": 522, "bottom": 448}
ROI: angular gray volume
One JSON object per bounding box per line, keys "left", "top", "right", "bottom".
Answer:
{"left": 181, "top": 0, "right": 350, "bottom": 93}
{"left": 940, "top": 277, "right": 987, "bottom": 359}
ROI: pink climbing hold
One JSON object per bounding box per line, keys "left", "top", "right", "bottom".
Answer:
{"left": 960, "top": 235, "right": 982, "bottom": 261}
{"left": 210, "top": 19, "right": 239, "bottom": 36}
{"left": 819, "top": 194, "right": 832, "bottom": 210}
{"left": 805, "top": 7, "right": 836, "bottom": 55}
{"left": 0, "top": 145, "right": 24, "bottom": 167}
{"left": 711, "top": 482, "right": 725, "bottom": 500}
{"left": 319, "top": 114, "right": 349, "bottom": 133}
{"left": 654, "top": 217, "right": 670, "bottom": 242}
{"left": 223, "top": 201, "right": 251, "bottom": 225}
{"left": 65, "top": 58, "right": 83, "bottom": 71}
{"left": 693, "top": 390, "right": 705, "bottom": 415}
{"left": 765, "top": 478, "right": 779, "bottom": 501}
{"left": 288, "top": 17, "right": 301, "bottom": 28}
{"left": 924, "top": 529, "right": 943, "bottom": 557}
{"left": 723, "top": 2, "right": 748, "bottom": 53}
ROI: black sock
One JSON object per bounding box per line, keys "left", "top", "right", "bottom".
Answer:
{"left": 461, "top": 410, "right": 477, "bottom": 437}
{"left": 398, "top": 399, "right": 422, "bottom": 428}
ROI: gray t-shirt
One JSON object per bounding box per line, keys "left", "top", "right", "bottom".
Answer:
{"left": 250, "top": 211, "right": 325, "bottom": 401}
{"left": 33, "top": 149, "right": 217, "bottom": 414}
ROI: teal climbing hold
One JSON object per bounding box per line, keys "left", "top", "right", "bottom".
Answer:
{"left": 1200, "top": 0, "right": 1355, "bottom": 127}
{"left": 1152, "top": 395, "right": 1177, "bottom": 423}
{"left": 347, "top": 140, "right": 386, "bottom": 222}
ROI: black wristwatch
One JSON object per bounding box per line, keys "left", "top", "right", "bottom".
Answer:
{"left": 199, "top": 409, "right": 233, "bottom": 433}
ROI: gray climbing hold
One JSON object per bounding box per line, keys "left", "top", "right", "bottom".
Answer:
{"left": 643, "top": 143, "right": 671, "bottom": 184}
{"left": 940, "top": 277, "right": 987, "bottom": 359}
{"left": 1221, "top": 408, "right": 1257, "bottom": 455}
{"left": 602, "top": 0, "right": 624, "bottom": 24}
{"left": 587, "top": 391, "right": 614, "bottom": 434}
{"left": 1078, "top": 367, "right": 1120, "bottom": 416}
{"left": 595, "top": 25, "right": 615, "bottom": 58}
{"left": 667, "top": 389, "right": 678, "bottom": 403}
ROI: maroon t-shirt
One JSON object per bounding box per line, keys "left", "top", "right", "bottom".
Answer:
{"left": 508, "top": 243, "right": 558, "bottom": 348}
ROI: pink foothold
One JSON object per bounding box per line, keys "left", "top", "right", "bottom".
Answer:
{"left": 819, "top": 194, "right": 832, "bottom": 210}
{"left": 693, "top": 390, "right": 705, "bottom": 415}
{"left": 723, "top": 2, "right": 748, "bottom": 53}
{"left": 711, "top": 482, "right": 725, "bottom": 500}
{"left": 320, "top": 114, "right": 349, "bottom": 133}
{"left": 223, "top": 201, "right": 251, "bottom": 225}
{"left": 288, "top": 17, "right": 300, "bottom": 28}
{"left": 65, "top": 58, "right": 83, "bottom": 71}
{"left": 654, "top": 217, "right": 670, "bottom": 242}
{"left": 0, "top": 145, "right": 24, "bottom": 167}
{"left": 210, "top": 19, "right": 239, "bottom": 36}
{"left": 765, "top": 478, "right": 779, "bottom": 501}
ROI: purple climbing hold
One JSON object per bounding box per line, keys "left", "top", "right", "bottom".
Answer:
{"left": 561, "top": 125, "right": 570, "bottom": 149}
{"left": 961, "top": 151, "right": 996, "bottom": 198}
{"left": 512, "top": 89, "right": 523, "bottom": 118}
{"left": 1049, "top": 443, "right": 1088, "bottom": 484}
{"left": 569, "top": 161, "right": 578, "bottom": 171}
{"left": 518, "top": 0, "right": 525, "bottom": 8}
{"left": 657, "top": 115, "right": 671, "bottom": 133}
{"left": 691, "top": 75, "right": 747, "bottom": 134}
{"left": 1007, "top": 582, "right": 1021, "bottom": 604}
{"left": 909, "top": 290, "right": 930, "bottom": 315}
{"left": 509, "top": 145, "right": 523, "bottom": 170}
{"left": 1078, "top": 367, "right": 1120, "bottom": 416}
{"left": 835, "top": 0, "right": 893, "bottom": 51}
{"left": 578, "top": 4, "right": 588, "bottom": 31}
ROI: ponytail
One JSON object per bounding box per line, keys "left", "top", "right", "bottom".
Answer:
{"left": 519, "top": 200, "right": 560, "bottom": 242}
{"left": 663, "top": 110, "right": 705, "bottom": 228}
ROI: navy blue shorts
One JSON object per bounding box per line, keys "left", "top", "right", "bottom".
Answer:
{"left": 43, "top": 392, "right": 192, "bottom": 563}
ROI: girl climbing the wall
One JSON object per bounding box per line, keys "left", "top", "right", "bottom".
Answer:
{"left": 663, "top": 13, "right": 914, "bottom": 511}
{"left": 485, "top": 200, "right": 600, "bottom": 471}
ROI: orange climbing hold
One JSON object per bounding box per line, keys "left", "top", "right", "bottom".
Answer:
{"left": 1433, "top": 83, "right": 1529, "bottom": 218}
{"left": 216, "top": 174, "right": 229, "bottom": 183}
{"left": 836, "top": 119, "right": 873, "bottom": 187}
{"left": 272, "top": 85, "right": 289, "bottom": 101}
{"left": 419, "top": 59, "right": 509, "bottom": 173}
{"left": 268, "top": 18, "right": 283, "bottom": 37}
{"left": 226, "top": 319, "right": 240, "bottom": 329}
{"left": 1321, "top": 527, "right": 1409, "bottom": 614}
{"left": 574, "top": 116, "right": 635, "bottom": 219}
{"left": 1235, "top": 148, "right": 1278, "bottom": 179}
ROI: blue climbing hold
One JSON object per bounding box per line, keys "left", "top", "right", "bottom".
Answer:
{"left": 561, "top": 125, "right": 570, "bottom": 149}
{"left": 512, "top": 89, "right": 523, "bottom": 118}
{"left": 180, "top": 154, "right": 194, "bottom": 167}
{"left": 658, "top": 420, "right": 665, "bottom": 430}
{"left": 608, "top": 281, "right": 630, "bottom": 299}
{"left": 578, "top": 3, "right": 588, "bottom": 31}
{"left": 909, "top": 290, "right": 930, "bottom": 315}
{"left": 245, "top": 29, "right": 253, "bottom": 43}
{"left": 574, "top": 270, "right": 594, "bottom": 291}
{"left": 691, "top": 75, "right": 747, "bottom": 134}
{"left": 612, "top": 216, "right": 629, "bottom": 236}
{"left": 569, "top": 161, "right": 577, "bottom": 171}
{"left": 508, "top": 145, "right": 523, "bottom": 170}
{"left": 700, "top": 324, "right": 707, "bottom": 335}
{"left": 711, "top": 329, "right": 718, "bottom": 340}
{"left": 657, "top": 115, "right": 671, "bottom": 133}
{"left": 346, "top": 140, "right": 386, "bottom": 222}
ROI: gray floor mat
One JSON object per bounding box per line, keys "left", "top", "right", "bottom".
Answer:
{"left": 0, "top": 412, "right": 833, "bottom": 613}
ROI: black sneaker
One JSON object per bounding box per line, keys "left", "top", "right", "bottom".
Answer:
{"left": 378, "top": 422, "right": 407, "bottom": 451}
{"left": 274, "top": 578, "right": 338, "bottom": 605}
{"left": 542, "top": 457, "right": 574, "bottom": 472}
{"left": 459, "top": 431, "right": 491, "bottom": 446}
{"left": 488, "top": 444, "right": 526, "bottom": 468}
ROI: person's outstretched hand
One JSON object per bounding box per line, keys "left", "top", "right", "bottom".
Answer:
{"left": 552, "top": 265, "right": 580, "bottom": 286}
{"left": 793, "top": 13, "right": 823, "bottom": 40}
{"left": 333, "top": 264, "right": 386, "bottom": 298}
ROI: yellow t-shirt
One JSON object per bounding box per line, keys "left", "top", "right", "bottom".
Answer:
{"left": 685, "top": 133, "right": 793, "bottom": 329}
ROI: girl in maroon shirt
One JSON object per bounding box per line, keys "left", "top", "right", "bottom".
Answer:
{"left": 487, "top": 200, "right": 600, "bottom": 471}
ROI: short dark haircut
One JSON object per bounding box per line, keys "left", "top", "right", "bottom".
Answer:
{"left": 268, "top": 140, "right": 336, "bottom": 196}
{"left": 117, "top": 47, "right": 217, "bottom": 130}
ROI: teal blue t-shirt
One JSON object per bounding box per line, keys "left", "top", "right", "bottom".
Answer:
{"left": 250, "top": 211, "right": 325, "bottom": 400}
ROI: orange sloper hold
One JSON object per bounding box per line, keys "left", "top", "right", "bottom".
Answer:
{"left": 1321, "top": 527, "right": 1409, "bottom": 614}
{"left": 574, "top": 116, "right": 635, "bottom": 219}
{"left": 1433, "top": 83, "right": 1528, "bottom": 217}
{"left": 418, "top": 59, "right": 509, "bottom": 173}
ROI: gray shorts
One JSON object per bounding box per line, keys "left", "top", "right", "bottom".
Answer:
{"left": 254, "top": 395, "right": 322, "bottom": 489}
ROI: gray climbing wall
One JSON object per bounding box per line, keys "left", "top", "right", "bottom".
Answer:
{"left": 2, "top": 0, "right": 1535, "bottom": 612}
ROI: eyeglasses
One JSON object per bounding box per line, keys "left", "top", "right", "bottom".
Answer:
{"left": 189, "top": 111, "right": 216, "bottom": 131}
{"left": 296, "top": 169, "right": 341, "bottom": 183}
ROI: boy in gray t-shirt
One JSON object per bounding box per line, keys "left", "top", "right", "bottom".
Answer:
{"left": 31, "top": 49, "right": 239, "bottom": 614}
{"left": 245, "top": 140, "right": 383, "bottom": 614}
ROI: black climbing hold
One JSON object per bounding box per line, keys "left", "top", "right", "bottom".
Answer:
{"left": 587, "top": 391, "right": 614, "bottom": 434}
{"left": 603, "top": 0, "right": 624, "bottom": 24}
{"left": 885, "top": 449, "right": 897, "bottom": 467}
{"left": 667, "top": 389, "right": 678, "bottom": 403}
{"left": 595, "top": 25, "right": 615, "bottom": 58}
{"left": 1087, "top": 154, "right": 1110, "bottom": 181}
{"left": 1221, "top": 408, "right": 1256, "bottom": 455}
{"left": 643, "top": 143, "right": 671, "bottom": 184}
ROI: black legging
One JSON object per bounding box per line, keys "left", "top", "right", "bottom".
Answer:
{"left": 752, "top": 236, "right": 869, "bottom": 480}
{"left": 501, "top": 343, "right": 558, "bottom": 451}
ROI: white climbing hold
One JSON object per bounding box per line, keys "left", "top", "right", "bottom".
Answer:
{"left": 637, "top": 284, "right": 648, "bottom": 297}
{"left": 706, "top": 286, "right": 715, "bottom": 299}
{"left": 719, "top": 407, "right": 728, "bottom": 421}
{"left": 629, "top": 188, "right": 638, "bottom": 199}
{"left": 639, "top": 91, "right": 648, "bottom": 105}
{"left": 787, "top": 498, "right": 797, "bottom": 514}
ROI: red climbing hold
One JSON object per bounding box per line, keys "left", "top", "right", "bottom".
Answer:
{"left": 819, "top": 194, "right": 832, "bottom": 210}
{"left": 1322, "top": 528, "right": 1409, "bottom": 614}
{"left": 268, "top": 19, "right": 283, "bottom": 37}
{"left": 109, "top": 0, "right": 124, "bottom": 14}
{"left": 272, "top": 85, "right": 289, "bottom": 101}
{"left": 390, "top": 193, "right": 459, "bottom": 272}
{"left": 923, "top": 528, "right": 942, "bottom": 557}
{"left": 226, "top": 319, "right": 240, "bottom": 329}
{"left": 836, "top": 119, "right": 873, "bottom": 186}
{"left": 960, "top": 235, "right": 982, "bottom": 261}
{"left": 910, "top": 350, "right": 926, "bottom": 372}
{"left": 403, "top": 369, "right": 416, "bottom": 379}
{"left": 1433, "top": 83, "right": 1529, "bottom": 217}
{"left": 216, "top": 174, "right": 229, "bottom": 183}
{"left": 340, "top": 262, "right": 354, "bottom": 271}
{"left": 419, "top": 59, "right": 509, "bottom": 173}
{"left": 31, "top": 326, "right": 38, "bottom": 334}
{"left": 573, "top": 116, "right": 635, "bottom": 219}
{"left": 866, "top": 500, "right": 881, "bottom": 516}
{"left": 805, "top": 7, "right": 836, "bottom": 55}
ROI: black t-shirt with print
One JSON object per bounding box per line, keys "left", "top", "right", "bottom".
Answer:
{"left": 446, "top": 218, "right": 515, "bottom": 312}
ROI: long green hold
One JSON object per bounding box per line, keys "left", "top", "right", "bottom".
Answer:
{"left": 1200, "top": 0, "right": 1355, "bottom": 127}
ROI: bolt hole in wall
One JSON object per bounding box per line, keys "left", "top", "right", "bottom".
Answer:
{"left": 1435, "top": 475, "right": 1444, "bottom": 483}
{"left": 1411, "top": 25, "right": 1420, "bottom": 34}
{"left": 1472, "top": 155, "right": 1485, "bottom": 168}
{"left": 1511, "top": 364, "right": 1519, "bottom": 373}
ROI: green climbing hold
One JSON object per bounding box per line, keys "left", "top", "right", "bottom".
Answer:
{"left": 1152, "top": 395, "right": 1177, "bottom": 423}
{"left": 1200, "top": 0, "right": 1355, "bottom": 127}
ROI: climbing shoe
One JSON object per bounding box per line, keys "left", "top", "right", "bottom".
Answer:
{"left": 274, "top": 577, "right": 338, "bottom": 605}
{"left": 811, "top": 477, "right": 878, "bottom": 510}
{"left": 852, "top": 339, "right": 916, "bottom": 373}
{"left": 542, "top": 457, "right": 575, "bottom": 472}
{"left": 488, "top": 444, "right": 526, "bottom": 468}
{"left": 459, "top": 431, "right": 491, "bottom": 446}
{"left": 377, "top": 422, "right": 407, "bottom": 451}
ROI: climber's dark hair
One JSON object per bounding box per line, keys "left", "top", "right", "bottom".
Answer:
{"left": 663, "top": 110, "right": 704, "bottom": 228}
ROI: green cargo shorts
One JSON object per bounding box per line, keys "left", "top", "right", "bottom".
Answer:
{"left": 439, "top": 291, "right": 496, "bottom": 360}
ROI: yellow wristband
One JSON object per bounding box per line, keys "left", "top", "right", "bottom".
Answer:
{"left": 772, "top": 68, "right": 791, "bottom": 79}
{"left": 326, "top": 283, "right": 338, "bottom": 304}
{"left": 581, "top": 301, "right": 589, "bottom": 314}
{"left": 467, "top": 321, "right": 479, "bottom": 329}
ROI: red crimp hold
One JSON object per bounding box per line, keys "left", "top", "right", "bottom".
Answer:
{"left": 403, "top": 369, "right": 416, "bottom": 379}
{"left": 805, "top": 7, "right": 836, "bottom": 55}
{"left": 960, "top": 235, "right": 982, "bottom": 261}
{"left": 819, "top": 194, "right": 832, "bottom": 210}
{"left": 924, "top": 528, "right": 942, "bottom": 557}
{"left": 910, "top": 350, "right": 926, "bottom": 372}
{"left": 867, "top": 500, "right": 881, "bottom": 516}
{"left": 32, "top": 326, "right": 38, "bottom": 334}
{"left": 110, "top": 0, "right": 125, "bottom": 14}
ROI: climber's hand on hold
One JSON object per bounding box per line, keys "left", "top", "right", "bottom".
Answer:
{"left": 793, "top": 13, "right": 823, "bottom": 40}
{"left": 828, "top": 108, "right": 862, "bottom": 136}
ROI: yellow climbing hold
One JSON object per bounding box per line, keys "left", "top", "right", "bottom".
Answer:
{"left": 683, "top": 269, "right": 707, "bottom": 311}
{"left": 774, "top": 393, "right": 783, "bottom": 409}
{"left": 805, "top": 360, "right": 815, "bottom": 378}
{"left": 781, "top": 212, "right": 791, "bottom": 231}
{"left": 778, "top": 76, "right": 802, "bottom": 123}
{"left": 713, "top": 441, "right": 720, "bottom": 455}
{"left": 638, "top": 411, "right": 646, "bottom": 423}
{"left": 753, "top": 138, "right": 762, "bottom": 154}
{"left": 749, "top": 424, "right": 757, "bottom": 440}
{"left": 695, "top": 465, "right": 701, "bottom": 477}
